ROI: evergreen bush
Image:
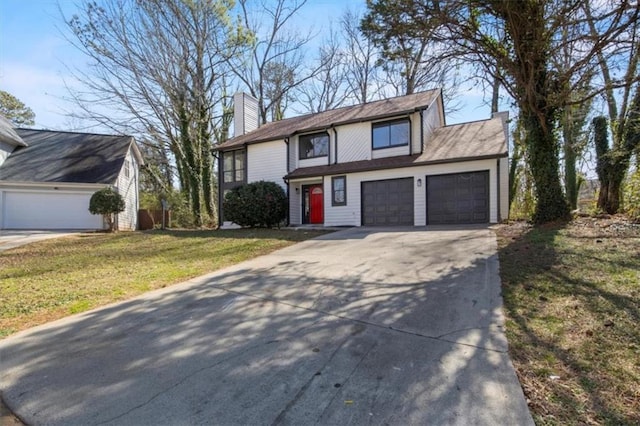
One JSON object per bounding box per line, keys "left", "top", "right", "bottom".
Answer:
{"left": 223, "top": 181, "right": 287, "bottom": 228}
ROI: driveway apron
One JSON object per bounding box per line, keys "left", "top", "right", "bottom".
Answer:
{"left": 0, "top": 227, "right": 533, "bottom": 425}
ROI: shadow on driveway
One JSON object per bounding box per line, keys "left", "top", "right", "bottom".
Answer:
{"left": 0, "top": 227, "right": 533, "bottom": 425}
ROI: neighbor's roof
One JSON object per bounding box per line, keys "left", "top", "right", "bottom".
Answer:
{"left": 216, "top": 89, "right": 440, "bottom": 150}
{"left": 0, "top": 129, "right": 142, "bottom": 184}
{"left": 0, "top": 114, "right": 27, "bottom": 147}
{"left": 285, "top": 117, "right": 507, "bottom": 179}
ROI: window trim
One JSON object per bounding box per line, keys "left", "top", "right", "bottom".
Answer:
{"left": 371, "top": 118, "right": 410, "bottom": 150}
{"left": 331, "top": 175, "right": 347, "bottom": 206}
{"left": 223, "top": 149, "right": 246, "bottom": 184}
{"left": 299, "top": 132, "right": 329, "bottom": 160}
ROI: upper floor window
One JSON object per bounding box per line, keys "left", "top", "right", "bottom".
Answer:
{"left": 123, "top": 159, "right": 130, "bottom": 178}
{"left": 299, "top": 132, "right": 329, "bottom": 159}
{"left": 223, "top": 149, "right": 245, "bottom": 183}
{"left": 372, "top": 119, "right": 410, "bottom": 150}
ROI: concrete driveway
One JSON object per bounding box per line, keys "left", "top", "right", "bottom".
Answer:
{"left": 0, "top": 230, "right": 82, "bottom": 252}
{"left": 0, "top": 227, "right": 533, "bottom": 425}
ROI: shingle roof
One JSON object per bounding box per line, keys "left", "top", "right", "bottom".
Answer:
{"left": 285, "top": 117, "right": 507, "bottom": 179}
{"left": 0, "top": 129, "right": 137, "bottom": 184}
{"left": 216, "top": 90, "right": 440, "bottom": 150}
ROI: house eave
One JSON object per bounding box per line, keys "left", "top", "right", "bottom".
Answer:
{"left": 0, "top": 180, "right": 110, "bottom": 190}
{"left": 285, "top": 153, "right": 508, "bottom": 180}
{"left": 214, "top": 106, "right": 432, "bottom": 152}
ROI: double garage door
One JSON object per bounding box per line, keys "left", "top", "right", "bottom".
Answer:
{"left": 1, "top": 191, "right": 103, "bottom": 230}
{"left": 361, "top": 171, "right": 489, "bottom": 226}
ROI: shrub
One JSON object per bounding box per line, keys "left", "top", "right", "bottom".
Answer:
{"left": 623, "top": 167, "right": 640, "bottom": 222}
{"left": 223, "top": 181, "right": 287, "bottom": 228}
{"left": 89, "top": 187, "right": 126, "bottom": 231}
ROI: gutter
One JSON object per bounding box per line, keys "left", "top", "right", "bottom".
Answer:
{"left": 213, "top": 104, "right": 437, "bottom": 151}
{"left": 284, "top": 152, "right": 509, "bottom": 180}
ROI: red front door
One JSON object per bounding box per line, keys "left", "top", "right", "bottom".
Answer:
{"left": 309, "top": 185, "right": 324, "bottom": 224}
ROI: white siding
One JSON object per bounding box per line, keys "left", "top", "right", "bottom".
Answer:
{"left": 0, "top": 140, "right": 14, "bottom": 168}
{"left": 372, "top": 145, "right": 410, "bottom": 159}
{"left": 422, "top": 104, "right": 442, "bottom": 149}
{"left": 114, "top": 148, "right": 139, "bottom": 231}
{"left": 299, "top": 156, "right": 328, "bottom": 168}
{"left": 320, "top": 158, "right": 502, "bottom": 227}
{"left": 337, "top": 122, "right": 370, "bottom": 162}
{"left": 233, "top": 92, "right": 259, "bottom": 137}
{"left": 289, "top": 183, "right": 301, "bottom": 225}
{"left": 500, "top": 156, "right": 509, "bottom": 220}
{"left": 247, "top": 140, "right": 287, "bottom": 190}
{"left": 411, "top": 112, "right": 422, "bottom": 154}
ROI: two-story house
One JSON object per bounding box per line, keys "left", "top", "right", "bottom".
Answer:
{"left": 215, "top": 89, "right": 509, "bottom": 227}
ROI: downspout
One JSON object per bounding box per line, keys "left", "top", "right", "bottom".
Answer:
{"left": 497, "top": 158, "right": 501, "bottom": 222}
{"left": 327, "top": 129, "right": 331, "bottom": 166}
{"left": 285, "top": 137, "right": 290, "bottom": 173}
{"left": 214, "top": 150, "right": 223, "bottom": 228}
{"left": 419, "top": 109, "right": 425, "bottom": 154}
{"left": 408, "top": 114, "right": 413, "bottom": 156}
{"left": 284, "top": 138, "right": 290, "bottom": 226}
{"left": 332, "top": 127, "right": 338, "bottom": 164}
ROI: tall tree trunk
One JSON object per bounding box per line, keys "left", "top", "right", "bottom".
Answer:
{"left": 522, "top": 111, "right": 569, "bottom": 223}
{"left": 563, "top": 114, "right": 578, "bottom": 210}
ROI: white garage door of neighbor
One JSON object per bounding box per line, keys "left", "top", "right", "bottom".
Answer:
{"left": 3, "top": 191, "right": 104, "bottom": 230}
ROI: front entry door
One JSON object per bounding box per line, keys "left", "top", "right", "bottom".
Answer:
{"left": 303, "top": 184, "right": 324, "bottom": 224}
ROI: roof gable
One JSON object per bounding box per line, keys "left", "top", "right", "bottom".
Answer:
{"left": 0, "top": 129, "right": 137, "bottom": 184}
{"left": 216, "top": 90, "right": 440, "bottom": 150}
{"left": 0, "top": 115, "right": 27, "bottom": 147}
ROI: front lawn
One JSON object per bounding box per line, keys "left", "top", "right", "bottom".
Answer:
{"left": 495, "top": 217, "right": 640, "bottom": 425}
{"left": 0, "top": 229, "right": 326, "bottom": 338}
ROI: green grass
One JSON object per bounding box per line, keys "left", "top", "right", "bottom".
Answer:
{"left": 0, "top": 228, "right": 327, "bottom": 338}
{"left": 495, "top": 220, "right": 640, "bottom": 425}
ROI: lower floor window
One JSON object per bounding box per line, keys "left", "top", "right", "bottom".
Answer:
{"left": 332, "top": 176, "right": 346, "bottom": 206}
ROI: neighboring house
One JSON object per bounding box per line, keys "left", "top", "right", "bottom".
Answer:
{"left": 215, "top": 90, "right": 509, "bottom": 227}
{"left": 0, "top": 115, "right": 144, "bottom": 230}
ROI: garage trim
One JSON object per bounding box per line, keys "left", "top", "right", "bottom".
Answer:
{"left": 0, "top": 182, "right": 107, "bottom": 230}
{"left": 361, "top": 177, "right": 414, "bottom": 226}
{"left": 426, "top": 170, "right": 490, "bottom": 225}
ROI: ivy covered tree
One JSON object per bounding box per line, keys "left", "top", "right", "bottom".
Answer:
{"left": 0, "top": 90, "right": 35, "bottom": 126}
{"left": 65, "top": 0, "right": 251, "bottom": 226}
{"left": 362, "top": 0, "right": 638, "bottom": 223}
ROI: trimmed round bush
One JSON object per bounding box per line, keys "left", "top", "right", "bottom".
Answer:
{"left": 223, "top": 181, "right": 287, "bottom": 228}
{"left": 89, "top": 187, "right": 126, "bottom": 231}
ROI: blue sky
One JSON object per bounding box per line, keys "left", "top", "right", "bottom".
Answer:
{"left": 0, "top": 0, "right": 499, "bottom": 130}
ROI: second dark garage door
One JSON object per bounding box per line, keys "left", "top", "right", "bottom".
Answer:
{"left": 427, "top": 171, "right": 490, "bottom": 224}
{"left": 362, "top": 178, "right": 414, "bottom": 226}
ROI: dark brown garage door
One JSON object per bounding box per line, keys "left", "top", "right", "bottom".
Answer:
{"left": 362, "top": 178, "right": 414, "bottom": 226}
{"left": 427, "top": 171, "right": 489, "bottom": 224}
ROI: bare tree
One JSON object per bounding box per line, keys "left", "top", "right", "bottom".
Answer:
{"left": 361, "top": 1, "right": 458, "bottom": 97}
{"left": 64, "top": 0, "right": 248, "bottom": 226}
{"left": 231, "top": 0, "right": 319, "bottom": 124}
{"left": 340, "top": 8, "right": 382, "bottom": 104}
{"left": 297, "top": 29, "right": 349, "bottom": 114}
